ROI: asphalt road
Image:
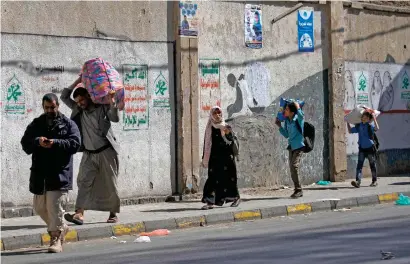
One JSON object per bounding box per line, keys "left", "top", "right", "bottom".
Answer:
{"left": 2, "top": 204, "right": 410, "bottom": 264}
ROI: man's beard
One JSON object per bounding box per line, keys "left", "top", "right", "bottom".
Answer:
{"left": 46, "top": 112, "right": 58, "bottom": 119}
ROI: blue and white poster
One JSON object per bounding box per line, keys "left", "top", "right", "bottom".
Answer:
{"left": 179, "top": 1, "right": 199, "bottom": 37}
{"left": 297, "top": 10, "right": 314, "bottom": 52}
{"left": 245, "top": 4, "right": 263, "bottom": 49}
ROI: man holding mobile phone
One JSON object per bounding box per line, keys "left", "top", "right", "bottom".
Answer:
{"left": 21, "top": 93, "right": 81, "bottom": 253}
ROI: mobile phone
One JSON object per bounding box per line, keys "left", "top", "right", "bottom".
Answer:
{"left": 44, "top": 139, "right": 51, "bottom": 143}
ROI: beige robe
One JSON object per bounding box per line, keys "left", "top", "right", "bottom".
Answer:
{"left": 60, "top": 89, "right": 121, "bottom": 213}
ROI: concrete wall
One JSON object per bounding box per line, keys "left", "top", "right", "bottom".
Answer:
{"left": 1, "top": 1, "right": 410, "bottom": 207}
{"left": 344, "top": 7, "right": 410, "bottom": 64}
{"left": 1, "top": 1, "right": 170, "bottom": 41}
{"left": 1, "top": 1, "right": 175, "bottom": 207}
{"left": 197, "top": 1, "right": 330, "bottom": 188}
{"left": 343, "top": 7, "right": 410, "bottom": 178}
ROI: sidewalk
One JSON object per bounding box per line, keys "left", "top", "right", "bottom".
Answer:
{"left": 1, "top": 176, "right": 409, "bottom": 251}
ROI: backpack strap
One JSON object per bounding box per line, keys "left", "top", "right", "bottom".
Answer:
{"left": 295, "top": 120, "right": 303, "bottom": 135}
{"left": 367, "top": 123, "right": 374, "bottom": 139}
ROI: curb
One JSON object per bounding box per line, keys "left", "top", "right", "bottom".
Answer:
{"left": 1, "top": 192, "right": 408, "bottom": 251}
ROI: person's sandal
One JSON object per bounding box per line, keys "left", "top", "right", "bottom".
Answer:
{"left": 201, "top": 204, "right": 214, "bottom": 210}
{"left": 64, "top": 213, "right": 84, "bottom": 225}
{"left": 107, "top": 216, "right": 119, "bottom": 223}
{"left": 231, "top": 198, "right": 241, "bottom": 207}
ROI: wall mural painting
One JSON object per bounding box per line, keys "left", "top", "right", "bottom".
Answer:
{"left": 227, "top": 62, "right": 271, "bottom": 119}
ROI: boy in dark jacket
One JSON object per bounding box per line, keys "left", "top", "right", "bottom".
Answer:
{"left": 346, "top": 111, "right": 379, "bottom": 188}
{"left": 21, "top": 93, "right": 81, "bottom": 253}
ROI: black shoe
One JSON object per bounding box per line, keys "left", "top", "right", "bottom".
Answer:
{"left": 370, "top": 181, "right": 378, "bottom": 187}
{"left": 351, "top": 181, "right": 361, "bottom": 188}
{"left": 290, "top": 190, "right": 303, "bottom": 198}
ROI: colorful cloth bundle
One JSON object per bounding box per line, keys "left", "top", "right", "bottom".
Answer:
{"left": 81, "top": 58, "right": 125, "bottom": 110}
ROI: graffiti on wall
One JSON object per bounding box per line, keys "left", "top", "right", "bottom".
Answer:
{"left": 152, "top": 71, "right": 170, "bottom": 108}
{"left": 401, "top": 70, "right": 410, "bottom": 109}
{"left": 227, "top": 62, "right": 270, "bottom": 119}
{"left": 344, "top": 61, "right": 410, "bottom": 155}
{"left": 354, "top": 71, "right": 370, "bottom": 105}
{"left": 122, "top": 64, "right": 149, "bottom": 130}
{"left": 4, "top": 74, "right": 25, "bottom": 115}
{"left": 199, "top": 59, "right": 221, "bottom": 116}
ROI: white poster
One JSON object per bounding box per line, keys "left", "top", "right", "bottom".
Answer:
{"left": 354, "top": 71, "right": 369, "bottom": 105}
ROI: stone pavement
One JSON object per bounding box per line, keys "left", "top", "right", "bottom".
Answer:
{"left": 1, "top": 176, "right": 409, "bottom": 251}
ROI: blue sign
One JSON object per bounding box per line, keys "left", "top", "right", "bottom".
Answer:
{"left": 297, "top": 10, "right": 314, "bottom": 52}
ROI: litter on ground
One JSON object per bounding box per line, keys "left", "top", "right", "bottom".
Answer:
{"left": 395, "top": 193, "right": 410, "bottom": 205}
{"left": 134, "top": 236, "right": 151, "bottom": 243}
{"left": 316, "top": 181, "right": 331, "bottom": 185}
{"left": 333, "top": 208, "right": 351, "bottom": 212}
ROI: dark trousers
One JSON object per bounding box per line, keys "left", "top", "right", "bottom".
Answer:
{"left": 356, "top": 149, "right": 377, "bottom": 183}
{"left": 289, "top": 149, "right": 303, "bottom": 191}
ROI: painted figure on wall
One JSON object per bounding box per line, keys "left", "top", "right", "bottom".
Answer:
{"left": 370, "top": 71, "right": 383, "bottom": 110}
{"left": 344, "top": 70, "right": 357, "bottom": 155}
{"left": 226, "top": 62, "right": 270, "bottom": 119}
{"left": 227, "top": 74, "right": 253, "bottom": 118}
{"left": 344, "top": 70, "right": 356, "bottom": 110}
{"left": 379, "top": 71, "right": 394, "bottom": 111}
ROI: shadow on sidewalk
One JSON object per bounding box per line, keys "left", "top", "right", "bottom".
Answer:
{"left": 389, "top": 182, "right": 410, "bottom": 186}
{"left": 1, "top": 225, "right": 45, "bottom": 231}
{"left": 303, "top": 186, "right": 355, "bottom": 191}
{"left": 1, "top": 221, "right": 108, "bottom": 232}
{"left": 141, "top": 208, "right": 203, "bottom": 213}
{"left": 241, "top": 197, "right": 284, "bottom": 202}
{"left": 1, "top": 248, "right": 47, "bottom": 256}
{"left": 142, "top": 197, "right": 286, "bottom": 212}
{"left": 167, "top": 197, "right": 286, "bottom": 204}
